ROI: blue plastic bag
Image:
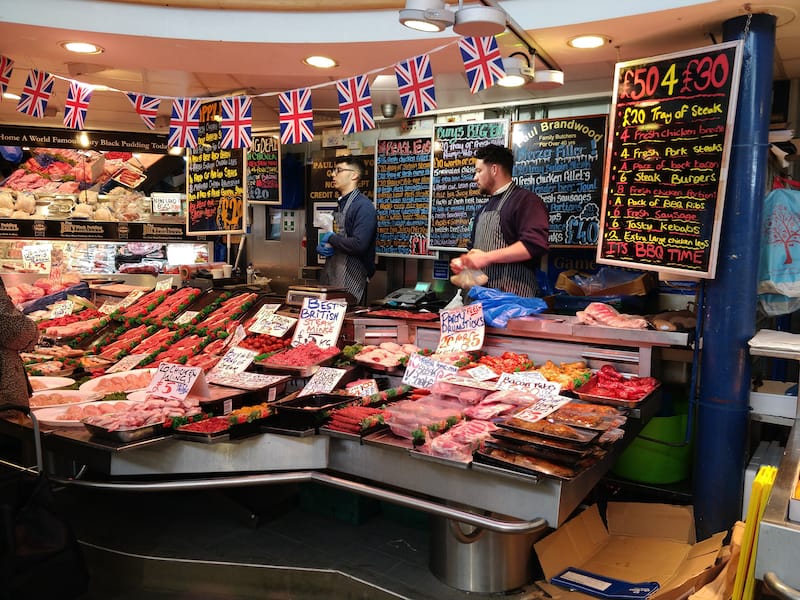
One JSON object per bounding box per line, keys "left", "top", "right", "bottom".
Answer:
{"left": 467, "top": 286, "right": 548, "bottom": 328}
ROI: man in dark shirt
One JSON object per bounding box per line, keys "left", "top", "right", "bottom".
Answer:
{"left": 450, "top": 144, "right": 549, "bottom": 296}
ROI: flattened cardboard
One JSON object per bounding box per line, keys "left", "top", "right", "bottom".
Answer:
{"left": 534, "top": 503, "right": 726, "bottom": 600}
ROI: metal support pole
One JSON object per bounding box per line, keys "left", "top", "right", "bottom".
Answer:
{"left": 694, "top": 12, "right": 776, "bottom": 539}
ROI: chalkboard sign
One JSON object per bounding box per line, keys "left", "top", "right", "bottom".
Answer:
{"left": 512, "top": 116, "right": 607, "bottom": 248}
{"left": 246, "top": 134, "right": 281, "bottom": 205}
{"left": 429, "top": 120, "right": 508, "bottom": 251}
{"left": 597, "top": 41, "right": 743, "bottom": 278}
{"left": 374, "top": 137, "right": 434, "bottom": 256}
{"left": 186, "top": 100, "right": 246, "bottom": 235}
{"left": 308, "top": 154, "right": 375, "bottom": 203}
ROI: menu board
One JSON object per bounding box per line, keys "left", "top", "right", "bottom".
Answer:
{"left": 374, "top": 137, "right": 433, "bottom": 256}
{"left": 307, "top": 154, "right": 375, "bottom": 203}
{"left": 429, "top": 120, "right": 508, "bottom": 251}
{"left": 246, "top": 134, "right": 281, "bottom": 205}
{"left": 186, "top": 100, "right": 246, "bottom": 235}
{"left": 598, "top": 41, "right": 743, "bottom": 278}
{"left": 512, "top": 116, "right": 607, "bottom": 247}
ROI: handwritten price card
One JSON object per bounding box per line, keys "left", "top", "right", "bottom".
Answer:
{"left": 436, "top": 302, "right": 485, "bottom": 354}
{"left": 497, "top": 372, "right": 561, "bottom": 398}
{"left": 208, "top": 372, "right": 289, "bottom": 393}
{"left": 146, "top": 362, "right": 208, "bottom": 401}
{"left": 50, "top": 300, "right": 74, "bottom": 318}
{"left": 22, "top": 244, "right": 51, "bottom": 273}
{"left": 513, "top": 395, "right": 573, "bottom": 424}
{"left": 402, "top": 353, "right": 459, "bottom": 389}
{"left": 346, "top": 379, "right": 380, "bottom": 397}
{"left": 465, "top": 365, "right": 498, "bottom": 382}
{"left": 598, "top": 40, "right": 743, "bottom": 278}
{"left": 209, "top": 345, "right": 257, "bottom": 381}
{"left": 151, "top": 192, "right": 182, "bottom": 214}
{"left": 298, "top": 367, "right": 348, "bottom": 397}
{"left": 155, "top": 277, "right": 173, "bottom": 291}
{"left": 107, "top": 353, "right": 147, "bottom": 374}
{"left": 174, "top": 310, "right": 198, "bottom": 325}
{"left": 291, "top": 297, "right": 346, "bottom": 349}
{"left": 118, "top": 290, "right": 145, "bottom": 309}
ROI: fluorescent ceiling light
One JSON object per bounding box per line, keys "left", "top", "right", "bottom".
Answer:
{"left": 60, "top": 41, "right": 104, "bottom": 55}
{"left": 303, "top": 55, "right": 338, "bottom": 69}
{"left": 453, "top": 5, "right": 506, "bottom": 37}
{"left": 399, "top": 0, "right": 455, "bottom": 32}
{"left": 568, "top": 35, "right": 609, "bottom": 49}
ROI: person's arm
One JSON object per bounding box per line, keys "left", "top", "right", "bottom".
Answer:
{"left": 458, "top": 241, "right": 532, "bottom": 270}
{"left": 328, "top": 198, "right": 376, "bottom": 256}
{"left": 0, "top": 304, "right": 39, "bottom": 352}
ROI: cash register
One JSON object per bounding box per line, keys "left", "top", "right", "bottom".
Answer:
{"left": 375, "top": 282, "right": 437, "bottom": 309}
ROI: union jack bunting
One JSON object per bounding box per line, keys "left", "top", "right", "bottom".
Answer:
{"left": 16, "top": 70, "right": 55, "bottom": 118}
{"left": 0, "top": 55, "right": 14, "bottom": 97}
{"left": 458, "top": 36, "right": 505, "bottom": 94}
{"left": 220, "top": 96, "right": 253, "bottom": 149}
{"left": 63, "top": 81, "right": 93, "bottom": 130}
{"left": 395, "top": 54, "right": 437, "bottom": 118}
{"left": 279, "top": 88, "right": 314, "bottom": 145}
{"left": 168, "top": 98, "right": 201, "bottom": 148}
{"left": 336, "top": 75, "right": 374, "bottom": 135}
{"left": 126, "top": 92, "right": 161, "bottom": 130}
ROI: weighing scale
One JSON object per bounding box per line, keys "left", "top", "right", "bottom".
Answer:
{"left": 374, "top": 282, "right": 437, "bottom": 309}
{"left": 285, "top": 285, "right": 349, "bottom": 307}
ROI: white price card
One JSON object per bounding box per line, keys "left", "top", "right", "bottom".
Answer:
{"left": 512, "top": 395, "right": 573, "bottom": 424}
{"left": 118, "top": 290, "right": 145, "bottom": 309}
{"left": 465, "top": 365, "right": 497, "bottom": 381}
{"left": 346, "top": 379, "right": 380, "bottom": 398}
{"left": 402, "top": 353, "right": 459, "bottom": 389}
{"left": 249, "top": 312, "right": 296, "bottom": 337}
{"left": 208, "top": 372, "right": 289, "bottom": 393}
{"left": 146, "top": 362, "right": 208, "bottom": 401}
{"left": 251, "top": 303, "right": 281, "bottom": 322}
{"left": 50, "top": 300, "right": 74, "bottom": 318}
{"left": 174, "top": 310, "right": 198, "bottom": 325}
{"left": 497, "top": 372, "right": 560, "bottom": 398}
{"left": 150, "top": 192, "right": 182, "bottom": 214}
{"left": 436, "top": 302, "right": 485, "bottom": 354}
{"left": 291, "top": 297, "right": 347, "bottom": 349}
{"left": 107, "top": 353, "right": 147, "bottom": 374}
{"left": 99, "top": 300, "right": 120, "bottom": 315}
{"left": 207, "top": 346, "right": 257, "bottom": 381}
{"left": 22, "top": 244, "right": 51, "bottom": 273}
{"left": 155, "top": 277, "right": 173, "bottom": 291}
{"left": 298, "top": 367, "right": 348, "bottom": 397}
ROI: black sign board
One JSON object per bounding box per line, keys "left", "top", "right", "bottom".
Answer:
{"left": 186, "top": 100, "right": 245, "bottom": 235}
{"left": 246, "top": 134, "right": 281, "bottom": 204}
{"left": 512, "top": 116, "right": 607, "bottom": 248}
{"left": 429, "top": 120, "right": 508, "bottom": 251}
{"left": 598, "top": 41, "right": 743, "bottom": 278}
{"left": 307, "top": 154, "right": 375, "bottom": 204}
{"left": 0, "top": 124, "right": 169, "bottom": 153}
{"left": 374, "top": 137, "right": 434, "bottom": 256}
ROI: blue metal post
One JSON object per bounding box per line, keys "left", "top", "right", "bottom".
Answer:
{"left": 694, "top": 13, "right": 775, "bottom": 540}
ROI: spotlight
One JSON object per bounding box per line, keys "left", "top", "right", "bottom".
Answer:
{"left": 496, "top": 53, "right": 534, "bottom": 88}
{"left": 532, "top": 69, "right": 565, "bottom": 89}
{"left": 399, "top": 0, "right": 455, "bottom": 32}
{"left": 453, "top": 5, "right": 506, "bottom": 37}
{"left": 380, "top": 103, "right": 398, "bottom": 119}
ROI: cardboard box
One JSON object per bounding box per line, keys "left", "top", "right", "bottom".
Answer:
{"left": 555, "top": 270, "right": 657, "bottom": 297}
{"left": 534, "top": 503, "right": 726, "bottom": 600}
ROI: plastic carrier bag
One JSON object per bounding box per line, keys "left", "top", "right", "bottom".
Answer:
{"left": 467, "top": 285, "right": 548, "bottom": 328}
{"left": 758, "top": 176, "right": 800, "bottom": 316}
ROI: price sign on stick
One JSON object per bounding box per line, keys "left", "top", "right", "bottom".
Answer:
{"left": 146, "top": 363, "right": 208, "bottom": 401}
{"left": 402, "top": 353, "right": 459, "bottom": 389}
{"left": 298, "top": 367, "right": 348, "bottom": 397}
{"left": 291, "top": 297, "right": 347, "bottom": 349}
{"left": 208, "top": 346, "right": 257, "bottom": 383}
{"left": 250, "top": 312, "right": 297, "bottom": 337}
{"left": 436, "top": 303, "right": 485, "bottom": 354}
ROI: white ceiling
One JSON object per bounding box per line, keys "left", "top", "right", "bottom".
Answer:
{"left": 0, "top": 0, "right": 798, "bottom": 135}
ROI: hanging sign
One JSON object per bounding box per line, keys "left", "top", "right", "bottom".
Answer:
{"left": 146, "top": 362, "right": 209, "bottom": 401}
{"left": 291, "top": 297, "right": 347, "bottom": 349}
{"left": 246, "top": 134, "right": 281, "bottom": 204}
{"left": 436, "top": 302, "right": 485, "bottom": 354}
{"left": 597, "top": 41, "right": 743, "bottom": 278}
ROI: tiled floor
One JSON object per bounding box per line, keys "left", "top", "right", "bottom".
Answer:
{"left": 55, "top": 482, "right": 546, "bottom": 600}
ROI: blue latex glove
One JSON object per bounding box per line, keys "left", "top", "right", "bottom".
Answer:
{"left": 316, "top": 243, "right": 335, "bottom": 257}
{"left": 320, "top": 231, "right": 333, "bottom": 244}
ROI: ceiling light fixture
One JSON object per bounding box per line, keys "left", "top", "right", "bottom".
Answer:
{"left": 60, "top": 41, "right": 104, "bottom": 55}
{"left": 399, "top": 0, "right": 455, "bottom": 32}
{"left": 532, "top": 69, "right": 565, "bottom": 89}
{"left": 453, "top": 4, "right": 506, "bottom": 37}
{"left": 3, "top": 92, "right": 20, "bottom": 101}
{"left": 496, "top": 53, "right": 534, "bottom": 88}
{"left": 303, "top": 55, "right": 338, "bottom": 69}
{"left": 568, "top": 35, "right": 610, "bottom": 49}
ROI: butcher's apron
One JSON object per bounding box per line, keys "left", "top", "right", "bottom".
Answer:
{"left": 473, "top": 184, "right": 537, "bottom": 297}
{"left": 320, "top": 191, "right": 367, "bottom": 303}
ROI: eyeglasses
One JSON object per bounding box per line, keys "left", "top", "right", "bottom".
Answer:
{"left": 333, "top": 167, "right": 355, "bottom": 174}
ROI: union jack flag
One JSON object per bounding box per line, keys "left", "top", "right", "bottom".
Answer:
{"left": 63, "top": 81, "right": 93, "bottom": 130}
{"left": 126, "top": 92, "right": 161, "bottom": 130}
{"left": 395, "top": 54, "right": 437, "bottom": 118}
{"left": 168, "top": 98, "right": 201, "bottom": 148}
{"left": 220, "top": 96, "right": 252, "bottom": 149}
{"left": 458, "top": 36, "right": 505, "bottom": 94}
{"left": 16, "top": 70, "right": 55, "bottom": 118}
{"left": 336, "top": 75, "right": 374, "bottom": 135}
{"left": 0, "top": 55, "right": 14, "bottom": 98}
{"left": 279, "top": 88, "right": 314, "bottom": 145}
